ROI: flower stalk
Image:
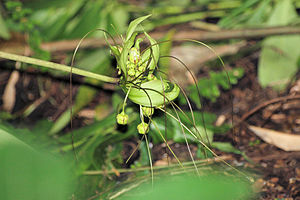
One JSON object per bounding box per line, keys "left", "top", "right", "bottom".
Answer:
{"left": 0, "top": 51, "right": 119, "bottom": 84}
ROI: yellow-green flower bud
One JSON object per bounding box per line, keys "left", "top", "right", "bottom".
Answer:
{"left": 128, "top": 68, "right": 136, "bottom": 77}
{"left": 147, "top": 73, "right": 156, "bottom": 80}
{"left": 129, "top": 47, "right": 140, "bottom": 64}
{"left": 138, "top": 65, "right": 146, "bottom": 72}
{"left": 116, "top": 112, "right": 128, "bottom": 125}
{"left": 142, "top": 107, "right": 154, "bottom": 117}
{"left": 137, "top": 122, "right": 149, "bottom": 134}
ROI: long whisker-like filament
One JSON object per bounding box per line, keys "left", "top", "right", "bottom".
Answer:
{"left": 158, "top": 107, "right": 254, "bottom": 183}
{"left": 144, "top": 134, "right": 154, "bottom": 186}
{"left": 150, "top": 119, "right": 184, "bottom": 169}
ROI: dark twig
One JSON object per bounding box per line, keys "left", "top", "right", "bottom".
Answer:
{"left": 240, "top": 95, "right": 300, "bottom": 123}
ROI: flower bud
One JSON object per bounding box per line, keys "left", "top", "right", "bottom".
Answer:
{"left": 142, "top": 107, "right": 154, "bottom": 117}
{"left": 137, "top": 122, "right": 149, "bottom": 134}
{"left": 147, "top": 73, "right": 156, "bottom": 80}
{"left": 116, "top": 112, "right": 128, "bottom": 125}
{"left": 129, "top": 47, "right": 140, "bottom": 64}
{"left": 128, "top": 68, "right": 136, "bottom": 77}
{"left": 138, "top": 65, "right": 146, "bottom": 72}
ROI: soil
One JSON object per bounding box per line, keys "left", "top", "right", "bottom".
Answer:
{"left": 1, "top": 40, "right": 300, "bottom": 199}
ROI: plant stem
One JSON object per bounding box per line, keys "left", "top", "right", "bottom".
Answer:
{"left": 0, "top": 51, "right": 119, "bottom": 84}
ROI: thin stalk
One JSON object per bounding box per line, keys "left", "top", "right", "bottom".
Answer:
{"left": 0, "top": 51, "right": 119, "bottom": 84}
{"left": 158, "top": 107, "right": 254, "bottom": 183}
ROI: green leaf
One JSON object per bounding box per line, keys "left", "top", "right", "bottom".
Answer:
{"left": 158, "top": 30, "right": 175, "bottom": 75}
{"left": 0, "top": 11, "right": 10, "bottom": 39}
{"left": 144, "top": 32, "right": 160, "bottom": 71}
{"left": 62, "top": 1, "right": 103, "bottom": 39}
{"left": 186, "top": 68, "right": 244, "bottom": 105}
{"left": 150, "top": 116, "right": 176, "bottom": 144}
{"left": 125, "top": 14, "right": 151, "bottom": 42}
{"left": 58, "top": 114, "right": 116, "bottom": 143}
{"left": 212, "top": 142, "right": 241, "bottom": 154}
{"left": 48, "top": 50, "right": 112, "bottom": 135}
{"left": 33, "top": 0, "right": 85, "bottom": 40}
{"left": 0, "top": 130, "right": 74, "bottom": 200}
{"left": 258, "top": 0, "right": 300, "bottom": 90}
{"left": 218, "top": 0, "right": 260, "bottom": 28}
{"left": 117, "top": 174, "right": 252, "bottom": 200}
{"left": 110, "top": 7, "right": 129, "bottom": 34}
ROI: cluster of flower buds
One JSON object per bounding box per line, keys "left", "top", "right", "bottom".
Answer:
{"left": 112, "top": 15, "right": 179, "bottom": 135}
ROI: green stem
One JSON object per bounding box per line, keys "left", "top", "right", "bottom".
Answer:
{"left": 0, "top": 51, "right": 119, "bottom": 84}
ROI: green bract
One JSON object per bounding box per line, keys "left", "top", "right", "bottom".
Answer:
{"left": 108, "top": 15, "right": 180, "bottom": 108}
{"left": 125, "top": 80, "right": 180, "bottom": 107}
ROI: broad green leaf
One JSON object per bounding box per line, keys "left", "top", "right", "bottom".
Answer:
{"left": 125, "top": 14, "right": 151, "bottom": 42}
{"left": 118, "top": 174, "right": 251, "bottom": 200}
{"left": 0, "top": 121, "right": 57, "bottom": 149}
{"left": 258, "top": 0, "right": 300, "bottom": 90}
{"left": 0, "top": 142, "right": 74, "bottom": 200}
{"left": 0, "top": 129, "right": 33, "bottom": 149}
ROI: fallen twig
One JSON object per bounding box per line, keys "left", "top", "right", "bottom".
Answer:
{"left": 1, "top": 26, "right": 300, "bottom": 55}
{"left": 240, "top": 95, "right": 300, "bottom": 123}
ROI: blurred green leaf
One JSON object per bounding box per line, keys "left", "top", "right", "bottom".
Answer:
{"left": 30, "top": 0, "right": 85, "bottom": 40}
{"left": 0, "top": 130, "right": 74, "bottom": 200}
{"left": 212, "top": 142, "right": 242, "bottom": 154}
{"left": 49, "top": 50, "right": 111, "bottom": 135}
{"left": 186, "top": 67, "right": 244, "bottom": 104}
{"left": 150, "top": 116, "right": 177, "bottom": 144}
{"left": 150, "top": 110, "right": 218, "bottom": 144}
{"left": 62, "top": 1, "right": 103, "bottom": 39}
{"left": 117, "top": 174, "right": 252, "bottom": 200}
{"left": 258, "top": 0, "right": 300, "bottom": 90}
{"left": 0, "top": 121, "right": 57, "bottom": 149}
{"left": 58, "top": 113, "right": 116, "bottom": 144}
{"left": 246, "top": 0, "right": 272, "bottom": 26}
{"left": 0, "top": 11, "right": 10, "bottom": 39}
{"left": 218, "top": 0, "right": 260, "bottom": 28}
{"left": 158, "top": 30, "right": 175, "bottom": 76}
{"left": 110, "top": 7, "right": 129, "bottom": 34}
